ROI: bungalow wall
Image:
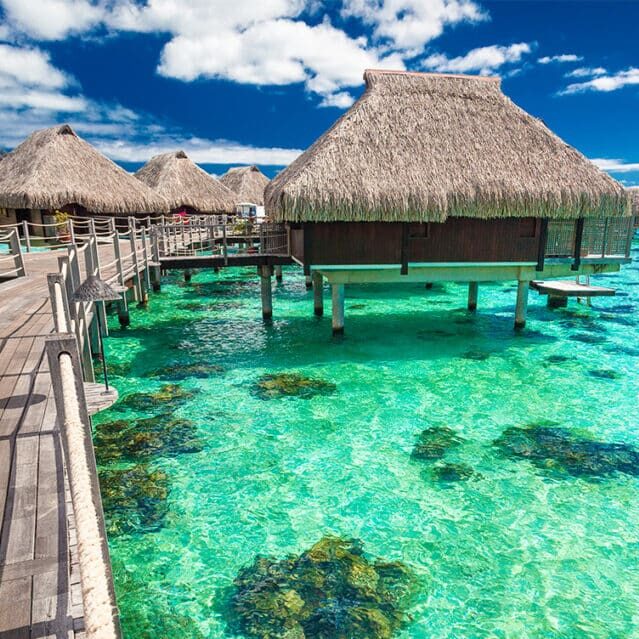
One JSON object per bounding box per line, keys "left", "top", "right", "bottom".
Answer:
{"left": 294, "top": 218, "right": 541, "bottom": 266}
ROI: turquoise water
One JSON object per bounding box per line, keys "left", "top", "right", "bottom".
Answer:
{"left": 95, "top": 243, "right": 639, "bottom": 639}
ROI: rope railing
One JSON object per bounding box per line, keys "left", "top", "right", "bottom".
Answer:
{"left": 45, "top": 335, "right": 122, "bottom": 639}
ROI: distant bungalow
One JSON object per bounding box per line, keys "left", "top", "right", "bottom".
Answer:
{"left": 266, "top": 70, "right": 633, "bottom": 334}
{"left": 630, "top": 187, "right": 639, "bottom": 227}
{"left": 0, "top": 124, "right": 167, "bottom": 234}
{"left": 135, "top": 150, "right": 236, "bottom": 216}
{"left": 220, "top": 165, "right": 270, "bottom": 219}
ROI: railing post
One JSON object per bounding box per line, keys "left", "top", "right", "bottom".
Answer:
{"left": 141, "top": 227, "right": 151, "bottom": 291}
{"left": 112, "top": 229, "right": 129, "bottom": 327}
{"left": 223, "top": 216, "right": 228, "bottom": 266}
{"left": 22, "top": 220, "right": 31, "bottom": 253}
{"left": 571, "top": 217, "right": 585, "bottom": 271}
{"left": 9, "top": 228, "right": 27, "bottom": 276}
{"left": 47, "top": 273, "right": 72, "bottom": 333}
{"left": 68, "top": 219, "right": 76, "bottom": 245}
{"left": 128, "top": 217, "right": 146, "bottom": 306}
{"left": 150, "top": 227, "right": 161, "bottom": 291}
{"left": 45, "top": 334, "right": 122, "bottom": 639}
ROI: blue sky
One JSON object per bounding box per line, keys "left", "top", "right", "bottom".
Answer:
{"left": 0, "top": 0, "right": 637, "bottom": 185}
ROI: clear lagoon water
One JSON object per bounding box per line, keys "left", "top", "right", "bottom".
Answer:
{"left": 95, "top": 241, "right": 639, "bottom": 639}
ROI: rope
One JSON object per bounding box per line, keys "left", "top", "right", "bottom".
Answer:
{"left": 59, "top": 353, "right": 118, "bottom": 639}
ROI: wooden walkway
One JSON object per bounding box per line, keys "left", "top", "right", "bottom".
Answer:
{"left": 0, "top": 241, "right": 139, "bottom": 639}
{"left": 531, "top": 279, "right": 616, "bottom": 297}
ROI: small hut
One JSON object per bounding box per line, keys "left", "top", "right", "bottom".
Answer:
{"left": 0, "top": 124, "right": 168, "bottom": 234}
{"left": 629, "top": 187, "right": 639, "bottom": 228}
{"left": 135, "top": 151, "right": 236, "bottom": 216}
{"left": 220, "top": 165, "right": 270, "bottom": 219}
{"left": 266, "top": 70, "right": 632, "bottom": 333}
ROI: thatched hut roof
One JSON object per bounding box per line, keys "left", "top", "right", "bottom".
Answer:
{"left": 266, "top": 70, "right": 629, "bottom": 222}
{"left": 135, "top": 150, "right": 236, "bottom": 213}
{"left": 220, "top": 165, "right": 270, "bottom": 206}
{"left": 0, "top": 125, "right": 168, "bottom": 214}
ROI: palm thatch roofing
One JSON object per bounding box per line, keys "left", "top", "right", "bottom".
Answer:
{"left": 220, "top": 165, "right": 270, "bottom": 206}
{"left": 266, "top": 70, "right": 629, "bottom": 223}
{"left": 0, "top": 125, "right": 168, "bottom": 214}
{"left": 135, "top": 150, "right": 236, "bottom": 213}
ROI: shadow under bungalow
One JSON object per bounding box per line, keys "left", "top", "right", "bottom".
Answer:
{"left": 265, "top": 69, "right": 634, "bottom": 334}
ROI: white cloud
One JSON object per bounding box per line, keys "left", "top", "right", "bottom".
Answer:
{"left": 423, "top": 42, "right": 531, "bottom": 75}
{"left": 0, "top": 44, "right": 69, "bottom": 88}
{"left": 591, "top": 158, "right": 639, "bottom": 173}
{"left": 341, "top": 0, "right": 487, "bottom": 51}
{"left": 561, "top": 68, "right": 639, "bottom": 95}
{"left": 318, "top": 91, "right": 356, "bottom": 108}
{"left": 538, "top": 54, "right": 582, "bottom": 64}
{"left": 565, "top": 66, "right": 607, "bottom": 78}
{"left": 0, "top": 0, "right": 105, "bottom": 40}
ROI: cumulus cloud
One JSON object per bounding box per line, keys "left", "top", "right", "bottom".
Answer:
{"left": 423, "top": 42, "right": 531, "bottom": 75}
{"left": 591, "top": 158, "right": 639, "bottom": 173}
{"left": 0, "top": 0, "right": 105, "bottom": 40}
{"left": 341, "top": 0, "right": 487, "bottom": 51}
{"left": 560, "top": 68, "right": 639, "bottom": 95}
{"left": 565, "top": 66, "right": 607, "bottom": 78}
{"left": 538, "top": 54, "right": 582, "bottom": 64}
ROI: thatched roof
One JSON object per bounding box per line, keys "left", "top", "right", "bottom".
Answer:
{"left": 266, "top": 70, "right": 629, "bottom": 222}
{"left": 135, "top": 150, "right": 236, "bottom": 213}
{"left": 0, "top": 125, "right": 168, "bottom": 214}
{"left": 220, "top": 165, "right": 270, "bottom": 206}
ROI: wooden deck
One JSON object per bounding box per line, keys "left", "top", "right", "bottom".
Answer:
{"left": 0, "top": 242, "right": 141, "bottom": 638}
{"left": 531, "top": 279, "right": 617, "bottom": 297}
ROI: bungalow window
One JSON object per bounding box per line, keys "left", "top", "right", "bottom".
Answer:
{"left": 519, "top": 218, "right": 537, "bottom": 238}
{"left": 408, "top": 223, "right": 430, "bottom": 239}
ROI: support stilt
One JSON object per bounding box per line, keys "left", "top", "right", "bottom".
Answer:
{"left": 468, "top": 282, "right": 479, "bottom": 311}
{"left": 515, "top": 280, "right": 530, "bottom": 330}
{"left": 305, "top": 275, "right": 313, "bottom": 290}
{"left": 312, "top": 272, "right": 324, "bottom": 316}
{"left": 260, "top": 265, "right": 273, "bottom": 321}
{"left": 424, "top": 282, "right": 433, "bottom": 289}
{"left": 151, "top": 266, "right": 161, "bottom": 292}
{"left": 547, "top": 294, "right": 568, "bottom": 309}
{"left": 332, "top": 284, "right": 345, "bottom": 335}
{"left": 118, "top": 290, "right": 130, "bottom": 327}
{"left": 275, "top": 265, "right": 283, "bottom": 282}
{"left": 184, "top": 269, "right": 192, "bottom": 283}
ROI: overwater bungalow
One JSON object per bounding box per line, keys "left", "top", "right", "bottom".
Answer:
{"left": 135, "top": 150, "right": 236, "bottom": 216}
{"left": 266, "top": 70, "right": 633, "bottom": 333}
{"left": 220, "top": 165, "right": 270, "bottom": 219}
{"left": 630, "top": 187, "right": 639, "bottom": 227}
{"left": 0, "top": 124, "right": 167, "bottom": 236}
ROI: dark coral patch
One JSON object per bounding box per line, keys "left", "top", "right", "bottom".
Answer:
{"left": 99, "top": 464, "right": 169, "bottom": 535}
{"left": 115, "top": 384, "right": 196, "bottom": 412}
{"left": 588, "top": 369, "right": 621, "bottom": 380}
{"left": 544, "top": 354, "right": 572, "bottom": 365}
{"left": 429, "top": 462, "right": 482, "bottom": 483}
{"left": 94, "top": 415, "right": 204, "bottom": 464}
{"left": 254, "top": 373, "right": 337, "bottom": 399}
{"left": 229, "top": 536, "right": 416, "bottom": 639}
{"left": 571, "top": 333, "right": 607, "bottom": 345}
{"left": 493, "top": 425, "right": 639, "bottom": 479}
{"left": 462, "top": 350, "right": 491, "bottom": 361}
{"left": 412, "top": 427, "right": 464, "bottom": 461}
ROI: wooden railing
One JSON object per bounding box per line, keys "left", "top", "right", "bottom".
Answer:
{"left": 546, "top": 216, "right": 634, "bottom": 260}
{"left": 0, "top": 226, "right": 27, "bottom": 279}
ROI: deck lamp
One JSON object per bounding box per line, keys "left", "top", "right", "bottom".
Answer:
{"left": 72, "top": 275, "right": 121, "bottom": 394}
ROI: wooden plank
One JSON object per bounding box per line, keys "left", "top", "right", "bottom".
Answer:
{"left": 0, "top": 575, "right": 31, "bottom": 638}
{"left": 531, "top": 279, "right": 616, "bottom": 297}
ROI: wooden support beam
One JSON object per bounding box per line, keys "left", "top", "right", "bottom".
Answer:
{"left": 312, "top": 271, "right": 324, "bottom": 316}
{"left": 468, "top": 282, "right": 478, "bottom": 311}
{"left": 275, "top": 264, "right": 283, "bottom": 282}
{"left": 184, "top": 269, "right": 192, "bottom": 283}
{"left": 331, "top": 284, "right": 345, "bottom": 335}
{"left": 572, "top": 217, "right": 585, "bottom": 272}
{"left": 515, "top": 280, "right": 530, "bottom": 330}
{"left": 260, "top": 265, "right": 273, "bottom": 321}
{"left": 536, "top": 218, "right": 549, "bottom": 271}
{"left": 305, "top": 275, "right": 312, "bottom": 290}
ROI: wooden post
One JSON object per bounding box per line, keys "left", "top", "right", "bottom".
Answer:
{"left": 91, "top": 233, "right": 109, "bottom": 337}
{"left": 141, "top": 227, "right": 151, "bottom": 292}
{"left": 129, "top": 218, "right": 146, "bottom": 304}
{"left": 47, "top": 273, "right": 72, "bottom": 333}
{"left": 305, "top": 275, "right": 312, "bottom": 290}
{"left": 150, "top": 227, "right": 161, "bottom": 292}
{"left": 9, "top": 228, "right": 27, "bottom": 277}
{"left": 275, "top": 264, "right": 283, "bottom": 282}
{"left": 331, "top": 284, "right": 345, "bottom": 335}
{"left": 536, "top": 218, "right": 549, "bottom": 271}
{"left": 547, "top": 294, "right": 568, "bottom": 309}
{"left": 112, "top": 231, "right": 129, "bottom": 327}
{"left": 571, "top": 217, "right": 585, "bottom": 272}
{"left": 313, "top": 271, "right": 324, "bottom": 317}
{"left": 260, "top": 265, "right": 272, "bottom": 321}
{"left": 21, "top": 220, "right": 31, "bottom": 252}
{"left": 515, "top": 280, "right": 530, "bottom": 330}
{"left": 424, "top": 282, "right": 433, "bottom": 289}
{"left": 468, "top": 282, "right": 479, "bottom": 311}
{"left": 184, "top": 269, "right": 192, "bottom": 283}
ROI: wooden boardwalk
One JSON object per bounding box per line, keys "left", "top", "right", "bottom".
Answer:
{"left": 0, "top": 241, "right": 138, "bottom": 639}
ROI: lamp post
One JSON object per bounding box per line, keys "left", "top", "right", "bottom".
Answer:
{"left": 72, "top": 275, "right": 121, "bottom": 394}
